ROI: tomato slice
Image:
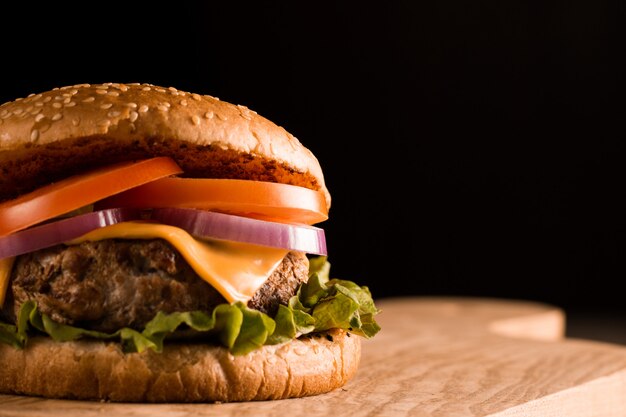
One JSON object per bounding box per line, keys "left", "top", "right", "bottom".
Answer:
{"left": 97, "top": 178, "right": 329, "bottom": 225}
{"left": 0, "top": 157, "right": 182, "bottom": 236}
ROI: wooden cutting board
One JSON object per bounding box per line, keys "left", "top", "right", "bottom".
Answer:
{"left": 2, "top": 297, "right": 626, "bottom": 416}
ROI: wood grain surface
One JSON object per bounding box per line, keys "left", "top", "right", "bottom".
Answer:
{"left": 2, "top": 296, "right": 626, "bottom": 416}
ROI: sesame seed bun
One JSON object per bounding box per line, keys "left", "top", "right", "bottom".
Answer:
{"left": 0, "top": 83, "right": 330, "bottom": 207}
{"left": 0, "top": 329, "right": 360, "bottom": 402}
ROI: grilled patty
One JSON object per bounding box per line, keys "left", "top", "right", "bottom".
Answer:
{"left": 1, "top": 239, "right": 308, "bottom": 333}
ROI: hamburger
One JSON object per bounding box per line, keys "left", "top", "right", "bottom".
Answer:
{"left": 0, "top": 83, "right": 379, "bottom": 402}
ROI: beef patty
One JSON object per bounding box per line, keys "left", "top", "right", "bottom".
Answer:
{"left": 1, "top": 239, "right": 309, "bottom": 333}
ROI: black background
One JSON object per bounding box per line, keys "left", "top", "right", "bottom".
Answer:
{"left": 2, "top": 2, "right": 625, "bottom": 321}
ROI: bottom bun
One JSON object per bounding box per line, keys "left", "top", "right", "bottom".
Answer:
{"left": 0, "top": 329, "right": 360, "bottom": 402}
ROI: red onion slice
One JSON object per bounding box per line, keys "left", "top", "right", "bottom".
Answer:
{"left": 0, "top": 208, "right": 141, "bottom": 260}
{"left": 151, "top": 208, "right": 327, "bottom": 255}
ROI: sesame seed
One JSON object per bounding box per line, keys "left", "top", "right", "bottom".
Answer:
{"left": 30, "top": 108, "right": 42, "bottom": 115}
{"left": 155, "top": 88, "right": 166, "bottom": 93}
{"left": 126, "top": 102, "right": 137, "bottom": 109}
{"left": 30, "top": 129, "right": 39, "bottom": 141}
{"left": 100, "top": 103, "right": 113, "bottom": 109}
{"left": 157, "top": 104, "right": 169, "bottom": 112}
{"left": 142, "top": 86, "right": 151, "bottom": 91}
{"left": 43, "top": 96, "right": 52, "bottom": 103}
{"left": 97, "top": 119, "right": 111, "bottom": 127}
{"left": 129, "top": 122, "right": 136, "bottom": 132}
{"left": 35, "top": 113, "right": 45, "bottom": 122}
{"left": 216, "top": 113, "right": 227, "bottom": 121}
{"left": 238, "top": 105, "right": 253, "bottom": 120}
{"left": 139, "top": 105, "right": 149, "bottom": 113}
{"left": 27, "top": 93, "right": 35, "bottom": 98}
{"left": 52, "top": 102, "right": 62, "bottom": 109}
{"left": 83, "top": 97, "right": 95, "bottom": 103}
{"left": 62, "top": 93, "right": 72, "bottom": 98}
{"left": 72, "top": 118, "right": 81, "bottom": 126}
{"left": 204, "top": 111, "right": 214, "bottom": 119}
{"left": 96, "top": 90, "right": 107, "bottom": 95}
{"left": 63, "top": 97, "right": 71, "bottom": 104}
{"left": 60, "top": 86, "right": 72, "bottom": 90}
{"left": 168, "top": 86, "right": 178, "bottom": 92}
{"left": 34, "top": 102, "right": 44, "bottom": 107}
{"left": 129, "top": 111, "right": 139, "bottom": 122}
{"left": 191, "top": 115, "right": 200, "bottom": 125}
{"left": 32, "top": 94, "right": 43, "bottom": 101}
{"left": 70, "top": 89, "right": 79, "bottom": 95}
{"left": 54, "top": 96, "right": 64, "bottom": 101}
{"left": 107, "top": 91, "right": 120, "bottom": 97}
{"left": 119, "top": 85, "right": 129, "bottom": 92}
{"left": 97, "top": 85, "right": 110, "bottom": 89}
{"left": 65, "top": 102, "right": 76, "bottom": 107}
{"left": 0, "top": 109, "right": 8, "bottom": 117}
{"left": 51, "top": 113, "right": 63, "bottom": 121}
{"left": 13, "top": 108, "right": 23, "bottom": 115}
{"left": 191, "top": 94, "right": 201, "bottom": 101}
{"left": 108, "top": 110, "right": 121, "bottom": 118}
{"left": 180, "top": 99, "right": 188, "bottom": 106}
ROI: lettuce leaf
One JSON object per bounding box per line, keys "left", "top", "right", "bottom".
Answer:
{"left": 0, "top": 258, "right": 380, "bottom": 354}
{"left": 0, "top": 323, "right": 21, "bottom": 348}
{"left": 266, "top": 304, "right": 315, "bottom": 345}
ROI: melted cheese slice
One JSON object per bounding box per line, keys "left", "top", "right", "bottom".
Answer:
{"left": 0, "top": 258, "right": 15, "bottom": 306}
{"left": 0, "top": 222, "right": 288, "bottom": 307}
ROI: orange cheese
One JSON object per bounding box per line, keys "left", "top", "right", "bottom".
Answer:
{"left": 0, "top": 258, "right": 14, "bottom": 306}
{"left": 0, "top": 222, "right": 288, "bottom": 307}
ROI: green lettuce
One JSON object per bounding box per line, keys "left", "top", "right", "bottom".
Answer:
{"left": 0, "top": 258, "right": 380, "bottom": 355}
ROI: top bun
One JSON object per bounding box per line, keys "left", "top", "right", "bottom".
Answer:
{"left": 0, "top": 83, "right": 329, "bottom": 207}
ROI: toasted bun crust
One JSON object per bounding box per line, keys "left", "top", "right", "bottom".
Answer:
{"left": 0, "top": 83, "right": 329, "bottom": 206}
{"left": 0, "top": 329, "right": 359, "bottom": 402}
